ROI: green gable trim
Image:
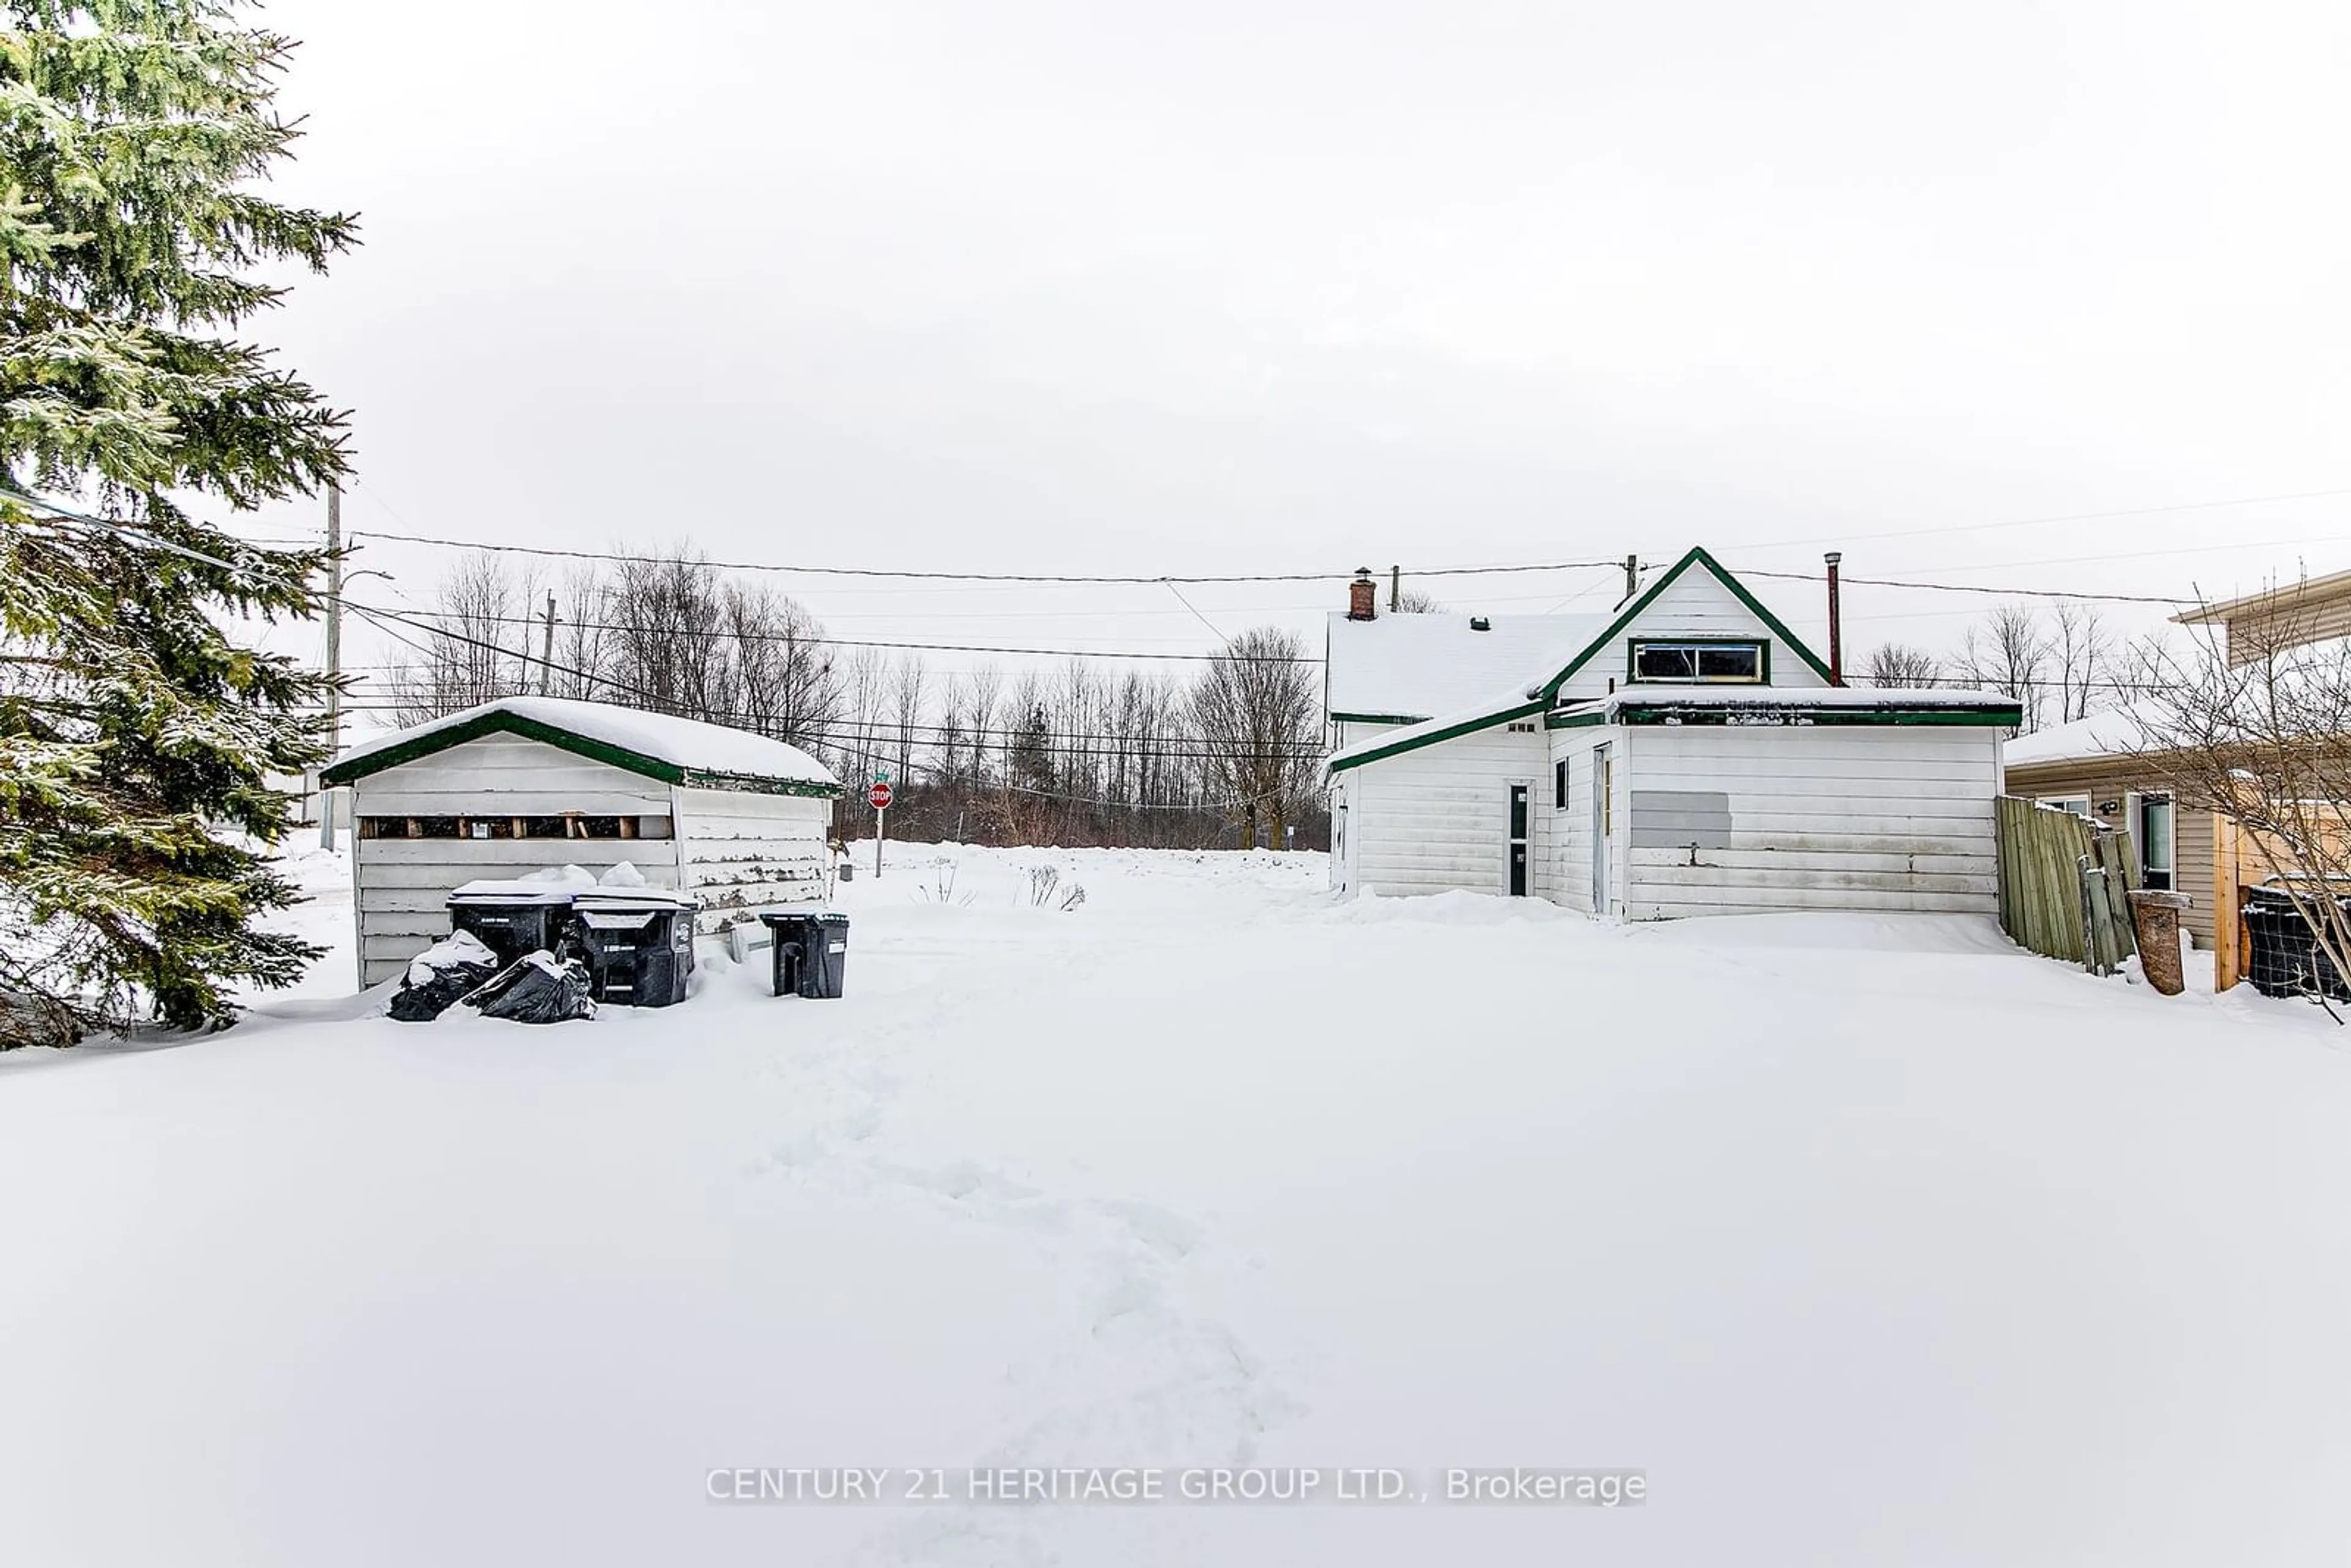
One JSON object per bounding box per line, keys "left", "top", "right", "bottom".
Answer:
{"left": 1611, "top": 703, "right": 2022, "bottom": 727}
{"left": 1327, "top": 699, "right": 1545, "bottom": 774}
{"left": 1329, "top": 710, "right": 1431, "bottom": 726}
{"left": 1539, "top": 546, "right": 1835, "bottom": 701}
{"left": 1545, "top": 710, "right": 1608, "bottom": 730}
{"left": 320, "top": 710, "right": 843, "bottom": 797}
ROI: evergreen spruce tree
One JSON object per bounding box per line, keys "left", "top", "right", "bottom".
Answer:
{"left": 0, "top": 1, "right": 358, "bottom": 1044}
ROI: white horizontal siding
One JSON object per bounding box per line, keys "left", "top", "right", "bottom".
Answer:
{"left": 1347, "top": 725, "right": 1547, "bottom": 897}
{"left": 1624, "top": 726, "right": 1999, "bottom": 920}
{"left": 351, "top": 735, "right": 671, "bottom": 818}
{"left": 1554, "top": 566, "right": 1829, "bottom": 705}
{"left": 348, "top": 808, "right": 686, "bottom": 982}
{"left": 673, "top": 786, "right": 831, "bottom": 917}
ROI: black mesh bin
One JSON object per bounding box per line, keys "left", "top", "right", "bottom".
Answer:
{"left": 2243, "top": 887, "right": 2351, "bottom": 1001}
{"left": 571, "top": 890, "right": 698, "bottom": 1007}
{"left": 760, "top": 909, "right": 850, "bottom": 999}
{"left": 446, "top": 883, "right": 579, "bottom": 967}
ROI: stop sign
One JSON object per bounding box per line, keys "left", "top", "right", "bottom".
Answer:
{"left": 868, "top": 781, "right": 893, "bottom": 811}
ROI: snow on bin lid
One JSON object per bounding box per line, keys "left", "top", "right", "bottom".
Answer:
{"left": 323, "top": 695, "right": 840, "bottom": 792}
{"left": 449, "top": 880, "right": 582, "bottom": 905}
{"left": 571, "top": 887, "right": 698, "bottom": 912}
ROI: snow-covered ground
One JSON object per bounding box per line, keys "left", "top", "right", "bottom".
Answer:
{"left": 5, "top": 842, "right": 2349, "bottom": 1566}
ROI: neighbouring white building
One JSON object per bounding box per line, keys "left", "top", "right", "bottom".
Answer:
{"left": 1324, "top": 547, "right": 2022, "bottom": 918}
{"left": 320, "top": 696, "right": 841, "bottom": 986}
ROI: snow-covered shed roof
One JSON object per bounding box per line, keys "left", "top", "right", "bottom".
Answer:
{"left": 2001, "top": 705, "right": 2155, "bottom": 770}
{"left": 1326, "top": 612, "right": 1603, "bottom": 722}
{"left": 1591, "top": 686, "right": 2023, "bottom": 721}
{"left": 321, "top": 696, "right": 841, "bottom": 797}
{"left": 1327, "top": 683, "right": 2024, "bottom": 775}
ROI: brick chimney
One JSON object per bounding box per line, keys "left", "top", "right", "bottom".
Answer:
{"left": 1347, "top": 568, "right": 1377, "bottom": 621}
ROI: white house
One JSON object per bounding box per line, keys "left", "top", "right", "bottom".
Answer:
{"left": 320, "top": 696, "right": 841, "bottom": 986}
{"left": 1325, "top": 547, "right": 2022, "bottom": 918}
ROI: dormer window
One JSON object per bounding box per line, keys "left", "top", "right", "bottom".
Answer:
{"left": 1630, "top": 639, "right": 1766, "bottom": 683}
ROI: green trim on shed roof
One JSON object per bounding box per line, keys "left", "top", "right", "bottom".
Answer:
{"left": 1329, "top": 710, "right": 1431, "bottom": 726}
{"left": 1326, "top": 699, "right": 1546, "bottom": 774}
{"left": 1611, "top": 702, "right": 2023, "bottom": 727}
{"left": 320, "top": 710, "right": 843, "bottom": 797}
{"left": 1539, "top": 546, "right": 1835, "bottom": 700}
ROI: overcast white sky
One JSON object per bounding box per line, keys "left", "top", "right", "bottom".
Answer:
{"left": 239, "top": 0, "right": 2351, "bottom": 697}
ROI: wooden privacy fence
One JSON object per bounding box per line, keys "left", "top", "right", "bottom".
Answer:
{"left": 1995, "top": 795, "right": 2139, "bottom": 975}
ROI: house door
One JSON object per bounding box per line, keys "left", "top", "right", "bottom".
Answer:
{"left": 1507, "top": 784, "right": 1529, "bottom": 896}
{"left": 2131, "top": 792, "right": 2175, "bottom": 891}
{"left": 1590, "top": 743, "right": 1611, "bottom": 913}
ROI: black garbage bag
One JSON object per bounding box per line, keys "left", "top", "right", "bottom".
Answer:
{"left": 387, "top": 931, "right": 502, "bottom": 1022}
{"left": 459, "top": 951, "right": 598, "bottom": 1024}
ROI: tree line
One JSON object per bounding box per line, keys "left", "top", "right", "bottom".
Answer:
{"left": 379, "top": 549, "right": 1330, "bottom": 850}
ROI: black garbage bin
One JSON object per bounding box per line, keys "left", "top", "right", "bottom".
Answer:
{"left": 446, "top": 882, "right": 579, "bottom": 967}
{"left": 760, "top": 908, "right": 850, "bottom": 999}
{"left": 571, "top": 889, "right": 699, "bottom": 1007}
{"left": 2243, "top": 887, "right": 2351, "bottom": 1001}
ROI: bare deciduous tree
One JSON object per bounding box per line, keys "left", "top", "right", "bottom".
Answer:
{"left": 2049, "top": 600, "right": 2113, "bottom": 725}
{"left": 1955, "top": 603, "right": 2052, "bottom": 733}
{"left": 385, "top": 553, "right": 544, "bottom": 725}
{"left": 1865, "top": 642, "right": 1941, "bottom": 688}
{"left": 2131, "top": 582, "right": 2351, "bottom": 1005}
{"left": 1191, "top": 626, "right": 1321, "bottom": 849}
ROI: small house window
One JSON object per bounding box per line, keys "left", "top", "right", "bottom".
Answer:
{"left": 1554, "top": 759, "right": 1569, "bottom": 809}
{"left": 2039, "top": 796, "right": 2092, "bottom": 818}
{"left": 1630, "top": 640, "right": 1765, "bottom": 683}
{"left": 1505, "top": 720, "right": 1537, "bottom": 733}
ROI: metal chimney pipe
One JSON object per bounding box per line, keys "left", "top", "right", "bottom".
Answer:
{"left": 1824, "top": 551, "right": 1845, "bottom": 686}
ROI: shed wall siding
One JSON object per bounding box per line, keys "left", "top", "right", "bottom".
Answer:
{"left": 349, "top": 737, "right": 686, "bottom": 987}
{"left": 1623, "top": 726, "right": 1999, "bottom": 920}
{"left": 348, "top": 734, "right": 673, "bottom": 818}
{"left": 672, "top": 786, "right": 833, "bottom": 918}
{"left": 1346, "top": 724, "right": 1549, "bottom": 897}
{"left": 351, "top": 833, "right": 685, "bottom": 986}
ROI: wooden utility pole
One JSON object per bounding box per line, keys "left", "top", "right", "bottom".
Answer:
{"left": 1620, "top": 553, "right": 1639, "bottom": 607}
{"left": 319, "top": 483, "right": 342, "bottom": 850}
{"left": 537, "top": 592, "right": 557, "bottom": 695}
{"left": 1389, "top": 564, "right": 1401, "bottom": 613}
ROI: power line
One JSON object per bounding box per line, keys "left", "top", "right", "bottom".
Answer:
{"left": 344, "top": 602, "right": 1330, "bottom": 761}
{"left": 1720, "top": 483, "right": 2351, "bottom": 553}
{"left": 342, "top": 527, "right": 1627, "bottom": 585}
{"left": 342, "top": 598, "right": 1325, "bottom": 664}
{"left": 1734, "top": 566, "right": 2191, "bottom": 606}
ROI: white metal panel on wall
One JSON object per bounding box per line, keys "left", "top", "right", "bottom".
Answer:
{"left": 1622, "top": 725, "right": 2000, "bottom": 919}
{"left": 1343, "top": 724, "right": 1549, "bottom": 898}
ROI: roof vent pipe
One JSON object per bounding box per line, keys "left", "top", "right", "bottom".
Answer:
{"left": 1824, "top": 551, "right": 1845, "bottom": 687}
{"left": 1348, "top": 568, "right": 1378, "bottom": 621}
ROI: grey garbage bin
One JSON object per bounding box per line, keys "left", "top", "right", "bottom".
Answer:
{"left": 760, "top": 909, "right": 850, "bottom": 999}
{"left": 571, "top": 889, "right": 698, "bottom": 1007}
{"left": 446, "top": 882, "right": 579, "bottom": 966}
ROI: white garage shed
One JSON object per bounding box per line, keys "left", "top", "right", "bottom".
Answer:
{"left": 320, "top": 696, "right": 841, "bottom": 986}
